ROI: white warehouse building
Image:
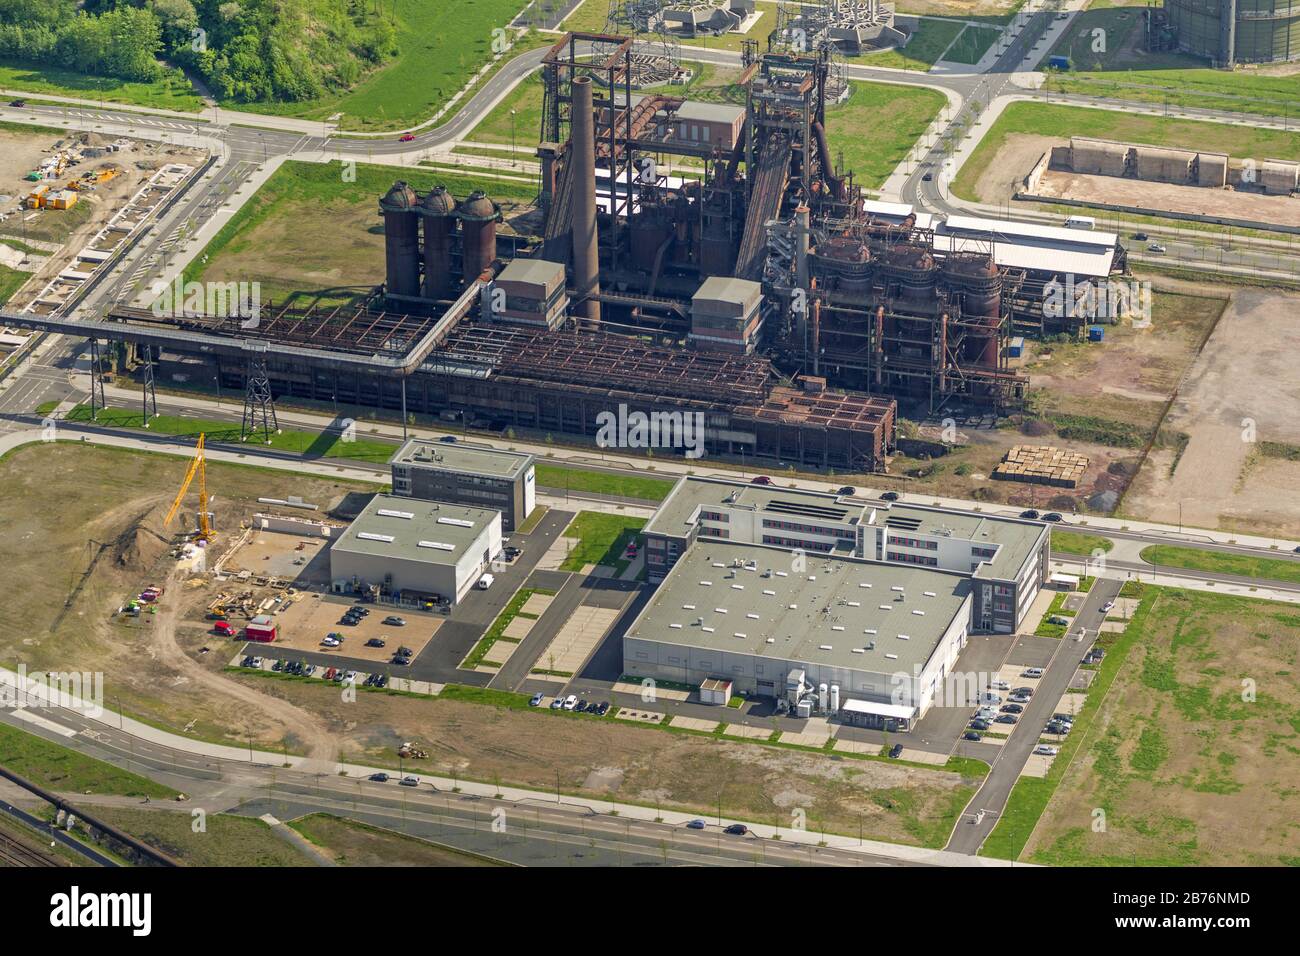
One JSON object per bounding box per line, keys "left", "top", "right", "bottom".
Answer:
{"left": 623, "top": 540, "right": 973, "bottom": 731}
{"left": 329, "top": 494, "right": 501, "bottom": 607}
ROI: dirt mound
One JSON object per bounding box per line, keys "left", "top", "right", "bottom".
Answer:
{"left": 112, "top": 512, "right": 170, "bottom": 571}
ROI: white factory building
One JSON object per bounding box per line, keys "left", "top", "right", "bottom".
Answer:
{"left": 329, "top": 494, "right": 501, "bottom": 607}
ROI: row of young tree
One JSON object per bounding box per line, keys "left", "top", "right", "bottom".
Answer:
{"left": 0, "top": 0, "right": 398, "bottom": 101}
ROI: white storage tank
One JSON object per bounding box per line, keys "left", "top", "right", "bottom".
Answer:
{"left": 829, "top": 684, "right": 840, "bottom": 713}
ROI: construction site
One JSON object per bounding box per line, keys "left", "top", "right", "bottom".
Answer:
{"left": 4, "top": 33, "right": 1133, "bottom": 477}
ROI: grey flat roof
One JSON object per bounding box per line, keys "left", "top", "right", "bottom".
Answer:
{"left": 627, "top": 541, "right": 971, "bottom": 675}
{"left": 332, "top": 494, "right": 496, "bottom": 565}
{"left": 675, "top": 101, "right": 745, "bottom": 124}
{"left": 877, "top": 503, "right": 1046, "bottom": 580}
{"left": 496, "top": 257, "right": 565, "bottom": 290}
{"left": 644, "top": 476, "right": 870, "bottom": 538}
{"left": 389, "top": 438, "right": 533, "bottom": 480}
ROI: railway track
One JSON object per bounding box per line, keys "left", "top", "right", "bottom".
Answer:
{"left": 0, "top": 829, "right": 58, "bottom": 867}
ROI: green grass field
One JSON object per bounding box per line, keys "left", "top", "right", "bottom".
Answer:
{"left": 0, "top": 59, "right": 204, "bottom": 113}
{"left": 559, "top": 512, "right": 646, "bottom": 573}
{"left": 996, "top": 588, "right": 1300, "bottom": 866}
{"left": 232, "top": 0, "right": 543, "bottom": 131}
{"left": 868, "top": 19, "right": 965, "bottom": 71}
{"left": 89, "top": 807, "right": 315, "bottom": 865}
{"left": 1050, "top": 531, "right": 1114, "bottom": 557}
{"left": 1140, "top": 545, "right": 1300, "bottom": 586}
{"left": 535, "top": 464, "right": 676, "bottom": 502}
{"left": 943, "top": 25, "right": 1001, "bottom": 65}
{"left": 38, "top": 402, "right": 398, "bottom": 464}
{"left": 826, "top": 82, "right": 947, "bottom": 188}
{"left": 0, "top": 263, "right": 28, "bottom": 307}
{"left": 953, "top": 102, "right": 1300, "bottom": 202}
{"left": 182, "top": 160, "right": 537, "bottom": 307}
{"left": 0, "top": 722, "right": 176, "bottom": 799}
{"left": 289, "top": 813, "right": 505, "bottom": 865}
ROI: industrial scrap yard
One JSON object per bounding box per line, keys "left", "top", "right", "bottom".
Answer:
{"left": 0, "top": 3, "right": 1296, "bottom": 889}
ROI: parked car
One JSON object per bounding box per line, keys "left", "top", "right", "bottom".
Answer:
{"left": 351, "top": 606, "right": 370, "bottom": 616}
{"left": 1021, "top": 668, "right": 1044, "bottom": 678}
{"left": 399, "top": 775, "right": 419, "bottom": 787}
{"left": 338, "top": 616, "right": 358, "bottom": 626}
{"left": 1013, "top": 686, "right": 1035, "bottom": 696}
{"left": 549, "top": 697, "right": 564, "bottom": 710}
{"left": 724, "top": 824, "right": 748, "bottom": 836}
{"left": 1001, "top": 704, "right": 1023, "bottom": 714}
{"left": 212, "top": 620, "right": 234, "bottom": 636}
{"left": 686, "top": 819, "right": 707, "bottom": 830}
{"left": 383, "top": 616, "right": 406, "bottom": 626}
{"left": 391, "top": 655, "right": 410, "bottom": 667}
{"left": 963, "top": 731, "right": 982, "bottom": 741}
{"left": 324, "top": 667, "right": 337, "bottom": 680}
{"left": 369, "top": 773, "right": 389, "bottom": 782}
{"left": 1101, "top": 601, "right": 1115, "bottom": 613}
{"left": 561, "top": 695, "right": 578, "bottom": 711}
{"left": 1052, "top": 713, "right": 1075, "bottom": 725}
{"left": 970, "top": 719, "right": 991, "bottom": 731}
{"left": 981, "top": 693, "right": 1003, "bottom": 705}
{"left": 994, "top": 714, "right": 1018, "bottom": 725}
{"left": 529, "top": 692, "right": 544, "bottom": 707}
{"left": 880, "top": 491, "right": 899, "bottom": 501}
{"left": 1042, "top": 512, "right": 1064, "bottom": 522}
{"left": 321, "top": 637, "right": 341, "bottom": 648}
{"left": 272, "top": 660, "right": 283, "bottom": 671}
{"left": 888, "top": 743, "right": 903, "bottom": 759}
{"left": 503, "top": 546, "right": 522, "bottom": 558}
{"left": 1020, "top": 509, "right": 1040, "bottom": 519}
{"left": 574, "top": 700, "right": 589, "bottom": 713}
{"left": 594, "top": 701, "right": 611, "bottom": 716}
{"left": 478, "top": 573, "right": 495, "bottom": 590}
{"left": 750, "top": 475, "right": 772, "bottom": 485}
{"left": 990, "top": 680, "right": 1010, "bottom": 690}
{"left": 365, "top": 638, "right": 386, "bottom": 648}
{"left": 1033, "top": 745, "right": 1059, "bottom": 756}
{"left": 837, "top": 486, "right": 856, "bottom": 496}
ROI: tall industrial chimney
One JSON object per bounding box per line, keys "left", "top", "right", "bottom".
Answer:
{"left": 570, "top": 76, "right": 600, "bottom": 323}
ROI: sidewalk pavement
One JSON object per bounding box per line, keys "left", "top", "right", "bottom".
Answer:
{"left": 0, "top": 663, "right": 1022, "bottom": 866}
{"left": 81, "top": 380, "right": 1300, "bottom": 555}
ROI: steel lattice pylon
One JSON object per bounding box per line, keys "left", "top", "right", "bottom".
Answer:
{"left": 240, "top": 344, "right": 279, "bottom": 444}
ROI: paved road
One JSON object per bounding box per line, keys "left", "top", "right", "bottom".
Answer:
{"left": 945, "top": 576, "right": 1122, "bottom": 854}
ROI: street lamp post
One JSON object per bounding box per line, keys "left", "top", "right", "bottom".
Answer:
{"left": 510, "top": 109, "right": 517, "bottom": 167}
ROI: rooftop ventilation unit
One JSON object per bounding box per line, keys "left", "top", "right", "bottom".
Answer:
{"left": 357, "top": 532, "right": 395, "bottom": 542}
{"left": 417, "top": 540, "right": 456, "bottom": 551}
{"left": 437, "top": 516, "right": 474, "bottom": 528}
{"left": 377, "top": 509, "right": 414, "bottom": 519}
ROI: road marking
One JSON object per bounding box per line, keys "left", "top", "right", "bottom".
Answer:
{"left": 10, "top": 708, "right": 78, "bottom": 737}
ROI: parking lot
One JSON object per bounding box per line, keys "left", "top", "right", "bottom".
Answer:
{"left": 266, "top": 591, "right": 440, "bottom": 664}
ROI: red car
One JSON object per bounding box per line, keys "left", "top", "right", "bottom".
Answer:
{"left": 399, "top": 133, "right": 415, "bottom": 142}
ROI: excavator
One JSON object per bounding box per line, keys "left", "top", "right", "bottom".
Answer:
{"left": 164, "top": 433, "right": 213, "bottom": 542}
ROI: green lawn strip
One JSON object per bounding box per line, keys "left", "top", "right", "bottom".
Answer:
{"left": 288, "top": 812, "right": 508, "bottom": 866}
{"left": 1047, "top": 68, "right": 1298, "bottom": 120}
{"left": 943, "top": 25, "right": 1001, "bottom": 65}
{"left": 825, "top": 81, "right": 947, "bottom": 188}
{"left": 534, "top": 463, "right": 675, "bottom": 502}
{"left": 1050, "top": 530, "right": 1114, "bottom": 556}
{"left": 952, "top": 102, "right": 1300, "bottom": 202}
{"left": 866, "top": 19, "right": 965, "bottom": 71}
{"left": 558, "top": 512, "right": 647, "bottom": 573}
{"left": 47, "top": 403, "right": 397, "bottom": 464}
{"left": 0, "top": 59, "right": 204, "bottom": 113}
{"left": 979, "top": 589, "right": 1151, "bottom": 859}
{"left": 89, "top": 807, "right": 313, "bottom": 866}
{"left": 182, "top": 160, "right": 538, "bottom": 293}
{"left": 1139, "top": 545, "right": 1300, "bottom": 587}
{"left": 515, "top": 505, "right": 550, "bottom": 535}
{"left": 462, "top": 587, "right": 557, "bottom": 668}
{"left": 0, "top": 721, "right": 176, "bottom": 799}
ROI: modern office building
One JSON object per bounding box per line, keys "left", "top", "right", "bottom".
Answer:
{"left": 641, "top": 476, "right": 1048, "bottom": 634}
{"left": 388, "top": 439, "right": 535, "bottom": 531}
{"left": 329, "top": 494, "right": 501, "bottom": 606}
{"left": 623, "top": 539, "right": 973, "bottom": 729}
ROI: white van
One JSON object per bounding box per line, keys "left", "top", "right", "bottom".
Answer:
{"left": 477, "top": 573, "right": 495, "bottom": 590}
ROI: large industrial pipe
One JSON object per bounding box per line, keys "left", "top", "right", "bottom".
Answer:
{"left": 570, "top": 76, "right": 601, "bottom": 323}
{"left": 812, "top": 296, "right": 821, "bottom": 377}
{"left": 795, "top": 205, "right": 810, "bottom": 292}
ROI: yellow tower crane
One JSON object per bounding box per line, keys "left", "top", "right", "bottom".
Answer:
{"left": 164, "top": 433, "right": 213, "bottom": 541}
